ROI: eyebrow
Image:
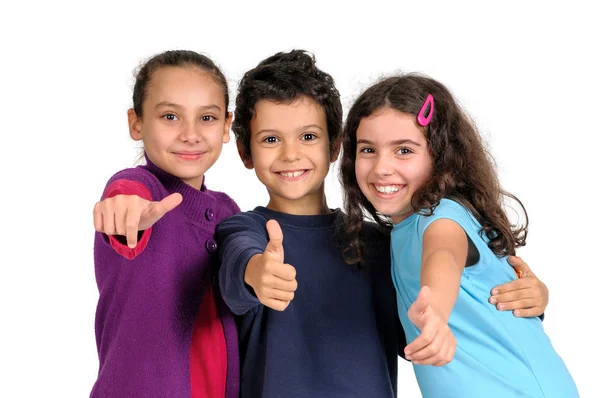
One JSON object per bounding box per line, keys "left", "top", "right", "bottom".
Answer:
{"left": 256, "top": 124, "right": 325, "bottom": 136}
{"left": 357, "top": 138, "right": 422, "bottom": 146}
{"left": 155, "top": 101, "right": 222, "bottom": 112}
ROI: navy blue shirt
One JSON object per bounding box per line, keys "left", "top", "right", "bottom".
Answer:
{"left": 216, "top": 207, "right": 403, "bottom": 398}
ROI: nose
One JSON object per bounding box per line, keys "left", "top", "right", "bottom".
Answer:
{"left": 179, "top": 121, "right": 203, "bottom": 143}
{"left": 373, "top": 153, "right": 393, "bottom": 177}
{"left": 281, "top": 141, "right": 300, "bottom": 163}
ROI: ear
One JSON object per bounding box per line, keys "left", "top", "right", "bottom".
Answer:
{"left": 222, "top": 112, "right": 232, "bottom": 144}
{"left": 128, "top": 108, "right": 143, "bottom": 141}
{"left": 236, "top": 140, "right": 254, "bottom": 169}
{"left": 329, "top": 137, "right": 342, "bottom": 163}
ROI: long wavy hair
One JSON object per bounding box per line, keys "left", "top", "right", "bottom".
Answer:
{"left": 340, "top": 73, "right": 528, "bottom": 265}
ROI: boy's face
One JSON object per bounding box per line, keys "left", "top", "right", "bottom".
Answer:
{"left": 243, "top": 96, "right": 336, "bottom": 214}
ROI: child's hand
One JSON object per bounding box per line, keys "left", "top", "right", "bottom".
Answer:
{"left": 405, "top": 286, "right": 456, "bottom": 366}
{"left": 93, "top": 193, "right": 182, "bottom": 248}
{"left": 488, "top": 256, "right": 549, "bottom": 317}
{"left": 244, "top": 220, "right": 298, "bottom": 311}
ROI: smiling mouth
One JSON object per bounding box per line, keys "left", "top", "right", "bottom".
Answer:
{"left": 372, "top": 184, "right": 404, "bottom": 195}
{"left": 276, "top": 170, "right": 310, "bottom": 180}
{"left": 173, "top": 152, "right": 205, "bottom": 160}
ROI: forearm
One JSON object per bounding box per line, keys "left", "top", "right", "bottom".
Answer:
{"left": 218, "top": 238, "right": 262, "bottom": 315}
{"left": 421, "top": 250, "right": 462, "bottom": 322}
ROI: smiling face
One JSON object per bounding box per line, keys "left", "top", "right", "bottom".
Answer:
{"left": 241, "top": 96, "right": 337, "bottom": 214}
{"left": 128, "top": 66, "right": 231, "bottom": 190}
{"left": 354, "top": 107, "right": 433, "bottom": 223}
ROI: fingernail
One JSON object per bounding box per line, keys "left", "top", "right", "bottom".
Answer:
{"left": 489, "top": 298, "right": 497, "bottom": 305}
{"left": 498, "top": 304, "right": 505, "bottom": 310}
{"left": 514, "top": 310, "right": 521, "bottom": 317}
{"left": 492, "top": 289, "right": 499, "bottom": 295}
{"left": 406, "top": 355, "right": 412, "bottom": 360}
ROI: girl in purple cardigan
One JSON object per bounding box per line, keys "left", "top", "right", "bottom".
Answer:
{"left": 90, "top": 50, "right": 239, "bottom": 398}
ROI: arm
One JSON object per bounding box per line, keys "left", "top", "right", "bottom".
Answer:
{"left": 217, "top": 218, "right": 297, "bottom": 315}
{"left": 420, "top": 219, "right": 467, "bottom": 321}
{"left": 404, "top": 218, "right": 464, "bottom": 366}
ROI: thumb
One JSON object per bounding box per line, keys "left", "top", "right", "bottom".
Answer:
{"left": 143, "top": 193, "right": 182, "bottom": 227}
{"left": 265, "top": 220, "right": 284, "bottom": 256}
{"left": 155, "top": 193, "right": 183, "bottom": 215}
{"left": 408, "top": 285, "right": 431, "bottom": 327}
{"left": 508, "top": 255, "right": 531, "bottom": 278}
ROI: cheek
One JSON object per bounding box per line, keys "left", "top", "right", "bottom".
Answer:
{"left": 354, "top": 160, "right": 370, "bottom": 188}
{"left": 412, "top": 158, "right": 433, "bottom": 186}
{"left": 250, "top": 148, "right": 271, "bottom": 171}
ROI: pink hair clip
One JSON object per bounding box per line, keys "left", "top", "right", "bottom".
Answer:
{"left": 417, "top": 94, "right": 434, "bottom": 127}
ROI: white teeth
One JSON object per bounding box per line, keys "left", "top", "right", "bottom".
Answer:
{"left": 280, "top": 171, "right": 305, "bottom": 178}
{"left": 375, "top": 185, "right": 400, "bottom": 194}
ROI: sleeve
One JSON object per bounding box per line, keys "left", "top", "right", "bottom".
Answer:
{"left": 215, "top": 213, "right": 268, "bottom": 315}
{"left": 416, "top": 199, "right": 474, "bottom": 242}
{"left": 99, "top": 178, "right": 153, "bottom": 260}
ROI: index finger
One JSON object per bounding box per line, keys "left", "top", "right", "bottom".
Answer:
{"left": 405, "top": 326, "right": 438, "bottom": 356}
{"left": 491, "top": 277, "right": 529, "bottom": 295}
{"left": 93, "top": 203, "right": 104, "bottom": 232}
{"left": 273, "top": 263, "right": 296, "bottom": 281}
{"left": 125, "top": 208, "right": 141, "bottom": 248}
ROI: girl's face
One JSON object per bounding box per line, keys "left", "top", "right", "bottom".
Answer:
{"left": 128, "top": 66, "right": 231, "bottom": 190}
{"left": 355, "top": 107, "right": 433, "bottom": 224}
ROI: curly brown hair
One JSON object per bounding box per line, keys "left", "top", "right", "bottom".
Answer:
{"left": 232, "top": 49, "right": 342, "bottom": 160}
{"left": 340, "top": 73, "right": 528, "bottom": 265}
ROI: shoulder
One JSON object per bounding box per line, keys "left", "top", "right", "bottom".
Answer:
{"left": 416, "top": 198, "right": 476, "bottom": 236}
{"left": 102, "top": 166, "right": 164, "bottom": 200}
{"left": 216, "top": 209, "right": 268, "bottom": 236}
{"left": 432, "top": 198, "right": 469, "bottom": 215}
{"left": 207, "top": 189, "right": 241, "bottom": 221}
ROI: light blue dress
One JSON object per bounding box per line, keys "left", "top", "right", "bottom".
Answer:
{"left": 391, "top": 198, "right": 578, "bottom": 397}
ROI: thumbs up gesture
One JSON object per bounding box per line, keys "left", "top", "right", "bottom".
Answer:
{"left": 404, "top": 286, "right": 457, "bottom": 366}
{"left": 93, "top": 193, "right": 183, "bottom": 248}
{"left": 244, "top": 220, "right": 298, "bottom": 311}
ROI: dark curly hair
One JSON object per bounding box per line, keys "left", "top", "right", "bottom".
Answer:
{"left": 340, "top": 73, "right": 528, "bottom": 264}
{"left": 232, "top": 49, "right": 342, "bottom": 159}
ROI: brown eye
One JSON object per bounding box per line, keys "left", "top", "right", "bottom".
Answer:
{"left": 263, "top": 136, "right": 279, "bottom": 144}
{"left": 163, "top": 113, "right": 178, "bottom": 121}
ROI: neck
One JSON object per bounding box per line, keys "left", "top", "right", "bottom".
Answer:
{"left": 266, "top": 188, "right": 331, "bottom": 216}
{"left": 391, "top": 210, "right": 414, "bottom": 225}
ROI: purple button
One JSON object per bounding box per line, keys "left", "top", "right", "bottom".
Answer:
{"left": 206, "top": 238, "right": 218, "bottom": 253}
{"left": 205, "top": 208, "right": 215, "bottom": 221}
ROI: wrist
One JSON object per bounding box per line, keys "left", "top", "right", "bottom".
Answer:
{"left": 244, "top": 253, "right": 263, "bottom": 287}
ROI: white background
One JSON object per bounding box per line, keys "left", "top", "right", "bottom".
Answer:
{"left": 1, "top": 1, "right": 598, "bottom": 397}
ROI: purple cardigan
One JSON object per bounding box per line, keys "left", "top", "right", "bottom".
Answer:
{"left": 91, "top": 158, "right": 240, "bottom": 398}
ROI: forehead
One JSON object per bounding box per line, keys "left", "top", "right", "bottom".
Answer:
{"left": 145, "top": 66, "right": 224, "bottom": 106}
{"left": 357, "top": 107, "right": 425, "bottom": 142}
{"left": 251, "top": 96, "right": 326, "bottom": 134}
